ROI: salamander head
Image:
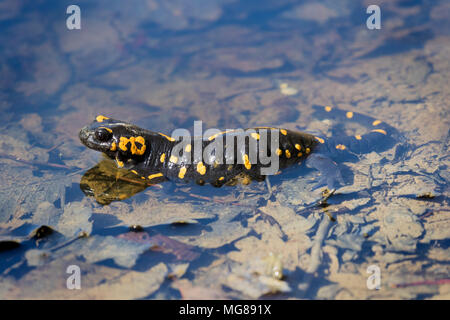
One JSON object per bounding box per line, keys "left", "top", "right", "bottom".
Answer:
{"left": 79, "top": 115, "right": 148, "bottom": 159}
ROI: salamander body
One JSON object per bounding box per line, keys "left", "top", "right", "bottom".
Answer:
{"left": 79, "top": 106, "right": 398, "bottom": 190}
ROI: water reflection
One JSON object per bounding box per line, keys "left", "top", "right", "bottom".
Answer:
{"left": 80, "top": 159, "right": 158, "bottom": 204}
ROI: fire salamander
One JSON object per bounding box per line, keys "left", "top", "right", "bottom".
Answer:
{"left": 79, "top": 106, "right": 398, "bottom": 191}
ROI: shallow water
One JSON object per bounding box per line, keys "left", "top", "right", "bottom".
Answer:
{"left": 0, "top": 0, "right": 449, "bottom": 299}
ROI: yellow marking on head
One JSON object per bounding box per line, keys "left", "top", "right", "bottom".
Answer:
{"left": 276, "top": 148, "right": 282, "bottom": 156}
{"left": 119, "top": 136, "right": 146, "bottom": 155}
{"left": 178, "top": 167, "right": 187, "bottom": 179}
{"left": 96, "top": 115, "right": 109, "bottom": 123}
{"left": 372, "top": 120, "right": 382, "bottom": 126}
{"left": 197, "top": 162, "right": 206, "bottom": 175}
{"left": 219, "top": 176, "right": 225, "bottom": 181}
{"left": 110, "top": 141, "right": 117, "bottom": 151}
{"left": 158, "top": 132, "right": 175, "bottom": 142}
{"left": 169, "top": 155, "right": 178, "bottom": 164}
{"left": 133, "top": 136, "right": 146, "bottom": 155}
{"left": 129, "top": 137, "right": 137, "bottom": 154}
{"left": 148, "top": 173, "right": 163, "bottom": 180}
{"left": 325, "top": 106, "right": 332, "bottom": 112}
{"left": 131, "top": 170, "right": 138, "bottom": 175}
{"left": 355, "top": 135, "right": 362, "bottom": 140}
{"left": 306, "top": 147, "right": 311, "bottom": 154}
{"left": 185, "top": 144, "right": 191, "bottom": 152}
{"left": 160, "top": 153, "right": 166, "bottom": 163}
{"left": 346, "top": 111, "right": 354, "bottom": 119}
{"left": 243, "top": 154, "right": 251, "bottom": 170}
{"left": 315, "top": 137, "right": 325, "bottom": 144}
{"left": 372, "top": 129, "right": 387, "bottom": 135}
{"left": 251, "top": 132, "right": 260, "bottom": 140}
{"left": 119, "top": 137, "right": 128, "bottom": 151}
{"left": 99, "top": 126, "right": 113, "bottom": 133}
{"left": 280, "top": 129, "right": 287, "bottom": 136}
{"left": 295, "top": 144, "right": 301, "bottom": 150}
{"left": 285, "top": 150, "right": 291, "bottom": 158}
{"left": 336, "top": 144, "right": 347, "bottom": 150}
{"left": 297, "top": 152, "right": 303, "bottom": 157}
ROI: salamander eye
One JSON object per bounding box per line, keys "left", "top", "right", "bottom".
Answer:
{"left": 94, "top": 127, "right": 112, "bottom": 142}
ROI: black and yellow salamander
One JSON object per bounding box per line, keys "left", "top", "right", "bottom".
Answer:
{"left": 79, "top": 106, "right": 398, "bottom": 190}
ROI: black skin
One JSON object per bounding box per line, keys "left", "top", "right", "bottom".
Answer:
{"left": 79, "top": 106, "right": 398, "bottom": 190}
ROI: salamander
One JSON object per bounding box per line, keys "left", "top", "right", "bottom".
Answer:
{"left": 79, "top": 106, "right": 398, "bottom": 190}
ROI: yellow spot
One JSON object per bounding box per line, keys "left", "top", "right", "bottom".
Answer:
{"left": 251, "top": 133, "right": 260, "bottom": 140}
{"left": 131, "top": 170, "right": 138, "bottom": 175}
{"left": 148, "top": 173, "right": 163, "bottom": 180}
{"left": 336, "top": 144, "right": 347, "bottom": 150}
{"left": 276, "top": 148, "right": 282, "bottom": 156}
{"left": 346, "top": 111, "right": 354, "bottom": 119}
{"left": 219, "top": 176, "right": 225, "bottom": 181}
{"left": 169, "top": 155, "right": 178, "bottom": 164}
{"left": 197, "top": 162, "right": 206, "bottom": 175}
{"left": 325, "top": 106, "right": 332, "bottom": 112}
{"left": 178, "top": 167, "right": 187, "bottom": 179}
{"left": 355, "top": 135, "right": 362, "bottom": 140}
{"left": 372, "top": 120, "right": 382, "bottom": 126}
{"left": 160, "top": 153, "right": 166, "bottom": 163}
{"left": 372, "top": 129, "right": 387, "bottom": 135}
{"left": 119, "top": 194, "right": 127, "bottom": 200}
{"left": 141, "top": 176, "right": 145, "bottom": 180}
{"left": 295, "top": 144, "right": 301, "bottom": 150}
{"left": 96, "top": 115, "right": 109, "bottom": 122}
{"left": 243, "top": 154, "right": 251, "bottom": 170}
{"left": 158, "top": 132, "right": 175, "bottom": 142}
{"left": 208, "top": 130, "right": 235, "bottom": 141}
{"left": 110, "top": 142, "right": 117, "bottom": 151}
{"left": 297, "top": 152, "right": 303, "bottom": 157}
{"left": 213, "top": 160, "right": 220, "bottom": 168}
{"left": 306, "top": 147, "right": 311, "bottom": 154}
{"left": 185, "top": 144, "right": 191, "bottom": 152}
{"left": 227, "top": 165, "right": 233, "bottom": 171}
{"left": 280, "top": 129, "right": 287, "bottom": 136}
{"left": 285, "top": 150, "right": 291, "bottom": 158}
{"left": 315, "top": 137, "right": 325, "bottom": 144}
{"left": 255, "top": 126, "right": 276, "bottom": 130}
